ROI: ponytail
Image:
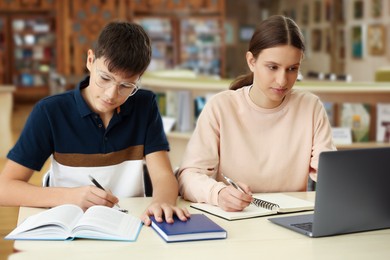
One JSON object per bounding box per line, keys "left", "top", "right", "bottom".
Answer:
{"left": 229, "top": 72, "right": 253, "bottom": 90}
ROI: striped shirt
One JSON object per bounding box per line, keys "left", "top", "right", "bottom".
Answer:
{"left": 8, "top": 77, "right": 168, "bottom": 197}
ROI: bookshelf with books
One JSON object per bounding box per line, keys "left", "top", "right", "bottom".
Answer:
{"left": 295, "top": 81, "right": 390, "bottom": 150}
{"left": 10, "top": 15, "right": 56, "bottom": 100}
{"left": 179, "top": 17, "right": 224, "bottom": 76}
{"left": 142, "top": 73, "right": 390, "bottom": 167}
{"left": 0, "top": 13, "right": 57, "bottom": 101}
{"left": 132, "top": 0, "right": 226, "bottom": 78}
{"left": 0, "top": 0, "right": 59, "bottom": 101}
{"left": 134, "top": 17, "right": 177, "bottom": 71}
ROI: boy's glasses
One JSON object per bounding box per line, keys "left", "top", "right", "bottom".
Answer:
{"left": 94, "top": 64, "right": 139, "bottom": 97}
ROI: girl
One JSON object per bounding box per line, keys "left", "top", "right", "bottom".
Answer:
{"left": 177, "top": 15, "right": 335, "bottom": 212}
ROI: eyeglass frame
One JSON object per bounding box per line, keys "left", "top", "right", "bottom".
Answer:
{"left": 94, "top": 60, "right": 140, "bottom": 97}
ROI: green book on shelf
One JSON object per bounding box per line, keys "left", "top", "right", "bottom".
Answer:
{"left": 340, "top": 103, "right": 371, "bottom": 142}
{"left": 156, "top": 92, "right": 167, "bottom": 116}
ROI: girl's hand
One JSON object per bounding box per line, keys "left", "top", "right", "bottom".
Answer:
{"left": 217, "top": 183, "right": 252, "bottom": 211}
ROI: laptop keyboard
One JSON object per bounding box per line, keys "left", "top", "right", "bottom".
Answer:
{"left": 291, "top": 222, "right": 313, "bottom": 232}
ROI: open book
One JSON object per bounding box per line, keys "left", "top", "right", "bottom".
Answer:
{"left": 191, "top": 193, "right": 314, "bottom": 220}
{"left": 5, "top": 204, "right": 142, "bottom": 241}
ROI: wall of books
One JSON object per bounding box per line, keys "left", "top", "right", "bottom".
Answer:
{"left": 0, "top": 0, "right": 57, "bottom": 101}
{"left": 11, "top": 16, "right": 55, "bottom": 88}
{"left": 279, "top": 0, "right": 390, "bottom": 82}
{"left": 292, "top": 82, "right": 390, "bottom": 149}
{"left": 135, "top": 17, "right": 176, "bottom": 71}
{"left": 61, "top": 0, "right": 225, "bottom": 77}
{"left": 0, "top": 0, "right": 226, "bottom": 101}
{"left": 135, "top": 16, "right": 224, "bottom": 77}
{"left": 180, "top": 18, "right": 223, "bottom": 76}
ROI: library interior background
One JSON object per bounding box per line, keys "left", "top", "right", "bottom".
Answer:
{"left": 1, "top": 0, "right": 390, "bottom": 168}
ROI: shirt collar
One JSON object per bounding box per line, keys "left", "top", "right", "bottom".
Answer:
{"left": 74, "top": 76, "right": 94, "bottom": 118}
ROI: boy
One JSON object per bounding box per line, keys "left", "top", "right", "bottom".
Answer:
{"left": 0, "top": 21, "right": 189, "bottom": 226}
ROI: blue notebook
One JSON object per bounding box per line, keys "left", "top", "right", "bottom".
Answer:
{"left": 150, "top": 214, "right": 227, "bottom": 242}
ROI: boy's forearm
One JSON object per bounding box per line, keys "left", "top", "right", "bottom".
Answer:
{"left": 151, "top": 178, "right": 179, "bottom": 205}
{"left": 0, "top": 180, "right": 69, "bottom": 207}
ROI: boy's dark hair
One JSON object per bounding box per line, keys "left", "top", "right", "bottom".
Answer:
{"left": 230, "top": 15, "right": 305, "bottom": 90}
{"left": 94, "top": 21, "right": 151, "bottom": 77}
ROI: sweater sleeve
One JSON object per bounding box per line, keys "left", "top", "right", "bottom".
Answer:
{"left": 309, "top": 99, "right": 337, "bottom": 181}
{"left": 177, "top": 98, "right": 227, "bottom": 205}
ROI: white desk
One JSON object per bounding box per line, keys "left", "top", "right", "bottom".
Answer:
{"left": 8, "top": 192, "right": 390, "bottom": 260}
{"left": 0, "top": 85, "right": 15, "bottom": 157}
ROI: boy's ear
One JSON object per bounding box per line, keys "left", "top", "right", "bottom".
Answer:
{"left": 86, "top": 49, "right": 94, "bottom": 72}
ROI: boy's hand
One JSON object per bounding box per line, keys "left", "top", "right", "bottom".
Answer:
{"left": 67, "top": 186, "right": 119, "bottom": 211}
{"left": 141, "top": 202, "right": 191, "bottom": 226}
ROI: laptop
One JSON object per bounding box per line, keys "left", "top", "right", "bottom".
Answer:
{"left": 268, "top": 147, "right": 390, "bottom": 237}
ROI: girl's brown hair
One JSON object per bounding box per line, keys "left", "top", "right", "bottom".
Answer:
{"left": 229, "top": 15, "right": 305, "bottom": 90}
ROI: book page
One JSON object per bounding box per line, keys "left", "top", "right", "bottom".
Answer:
{"left": 71, "top": 205, "right": 142, "bottom": 241}
{"left": 5, "top": 204, "right": 83, "bottom": 240}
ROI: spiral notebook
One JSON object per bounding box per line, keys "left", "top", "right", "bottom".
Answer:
{"left": 190, "top": 193, "right": 314, "bottom": 220}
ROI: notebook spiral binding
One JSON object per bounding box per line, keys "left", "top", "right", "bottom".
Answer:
{"left": 252, "top": 198, "right": 280, "bottom": 210}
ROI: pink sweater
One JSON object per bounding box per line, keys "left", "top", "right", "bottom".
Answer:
{"left": 177, "top": 86, "right": 336, "bottom": 205}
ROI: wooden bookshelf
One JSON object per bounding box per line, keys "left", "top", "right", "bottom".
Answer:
{"left": 336, "top": 142, "right": 390, "bottom": 150}
{"left": 0, "top": 12, "right": 56, "bottom": 102}
{"left": 133, "top": 1, "right": 226, "bottom": 77}
{"left": 134, "top": 17, "right": 177, "bottom": 71}
{"left": 295, "top": 81, "right": 390, "bottom": 143}
{"left": 1, "top": 1, "right": 226, "bottom": 102}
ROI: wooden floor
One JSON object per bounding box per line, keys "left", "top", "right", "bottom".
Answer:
{"left": 0, "top": 102, "right": 49, "bottom": 260}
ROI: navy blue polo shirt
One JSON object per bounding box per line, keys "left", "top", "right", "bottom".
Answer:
{"left": 7, "top": 77, "right": 169, "bottom": 197}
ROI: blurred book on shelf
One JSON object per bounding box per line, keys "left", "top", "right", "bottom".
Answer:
{"left": 332, "top": 127, "right": 353, "bottom": 145}
{"left": 164, "top": 90, "right": 192, "bottom": 132}
{"left": 176, "top": 91, "right": 192, "bottom": 132}
{"left": 376, "top": 103, "right": 390, "bottom": 142}
{"left": 340, "top": 103, "right": 371, "bottom": 142}
{"left": 194, "top": 96, "right": 206, "bottom": 122}
{"left": 323, "top": 101, "right": 336, "bottom": 126}
{"left": 156, "top": 92, "right": 167, "bottom": 116}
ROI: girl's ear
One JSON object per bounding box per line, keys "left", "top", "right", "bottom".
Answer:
{"left": 86, "top": 49, "right": 94, "bottom": 72}
{"left": 246, "top": 51, "right": 256, "bottom": 72}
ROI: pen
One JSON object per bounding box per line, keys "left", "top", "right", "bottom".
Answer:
{"left": 88, "top": 175, "right": 127, "bottom": 212}
{"left": 221, "top": 173, "right": 280, "bottom": 209}
{"left": 221, "top": 173, "right": 246, "bottom": 193}
{"left": 89, "top": 175, "right": 105, "bottom": 190}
